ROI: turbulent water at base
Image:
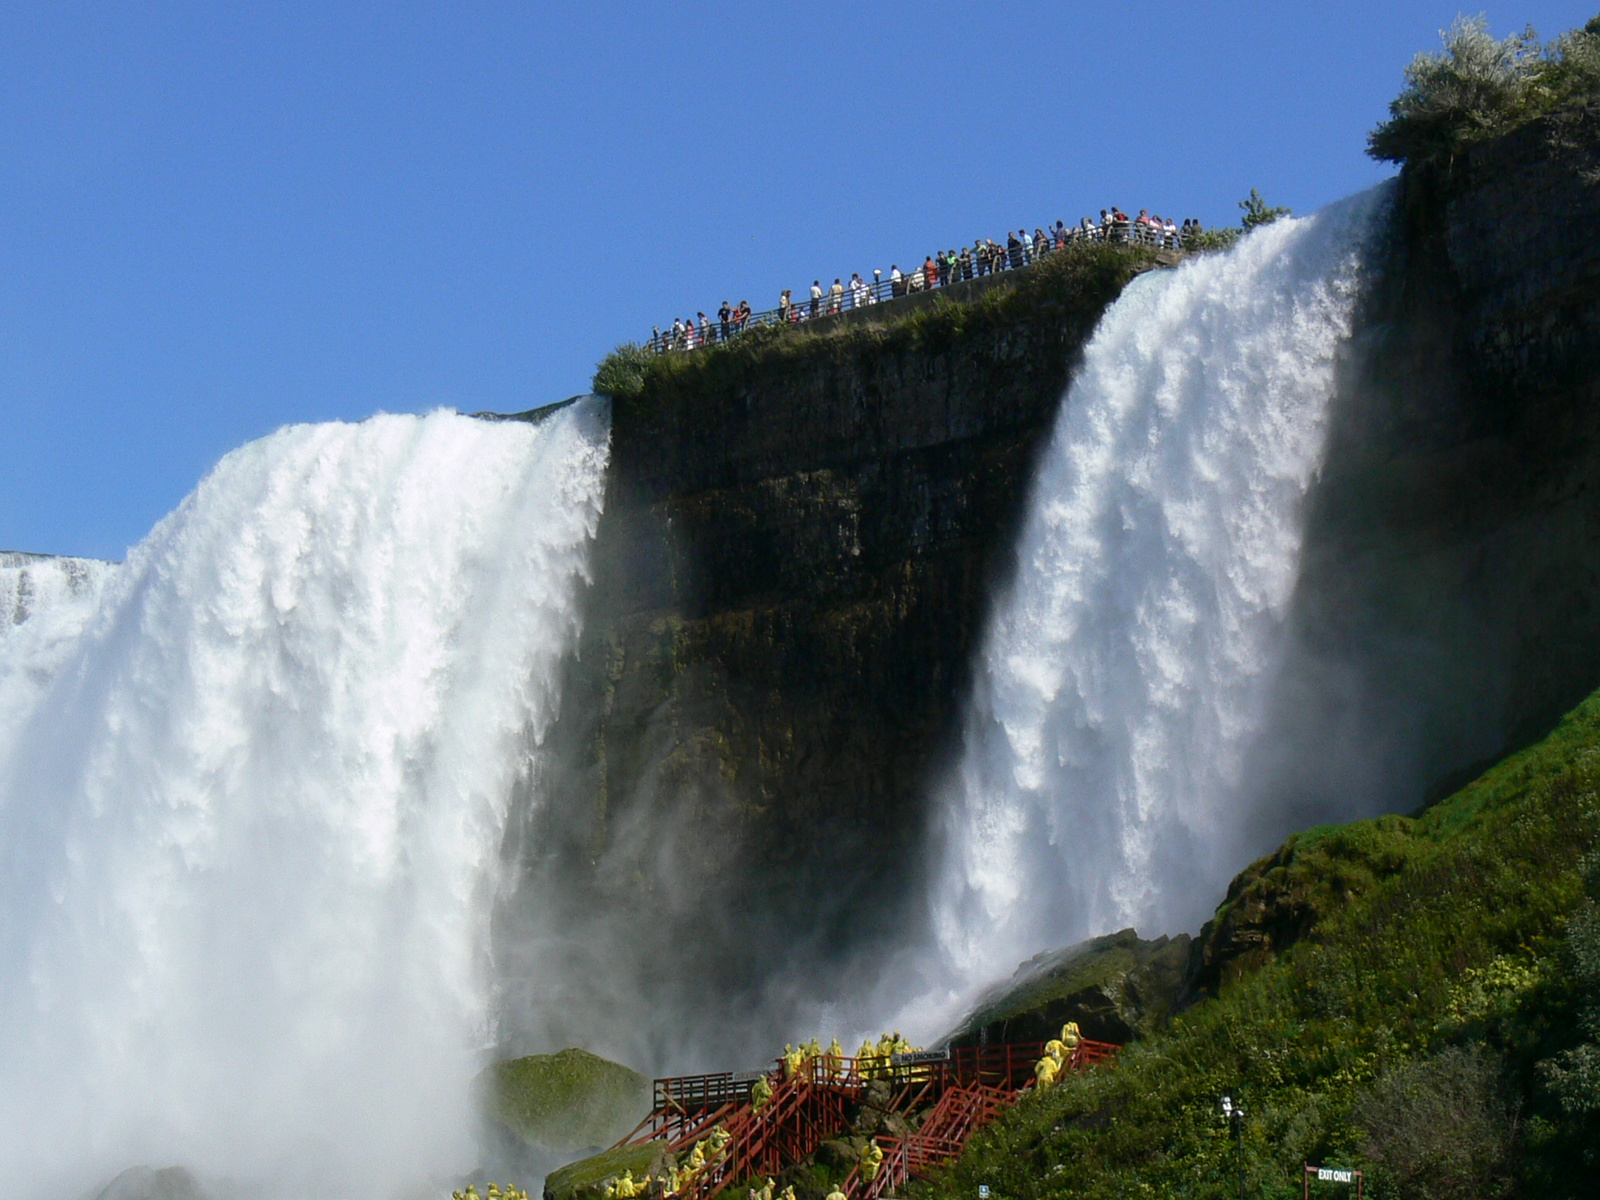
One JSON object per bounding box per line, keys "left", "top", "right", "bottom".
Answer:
{"left": 918, "top": 189, "right": 1389, "bottom": 1017}
{"left": 0, "top": 405, "right": 609, "bottom": 1199}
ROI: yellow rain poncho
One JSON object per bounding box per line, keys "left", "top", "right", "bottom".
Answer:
{"left": 751, "top": 1073, "right": 774, "bottom": 1112}
{"left": 1034, "top": 1055, "right": 1060, "bottom": 1089}
{"left": 856, "top": 1039, "right": 877, "bottom": 1078}
{"left": 862, "top": 1141, "right": 884, "bottom": 1182}
{"left": 825, "top": 1037, "right": 845, "bottom": 1077}
{"left": 1060, "top": 1022, "right": 1081, "bottom": 1049}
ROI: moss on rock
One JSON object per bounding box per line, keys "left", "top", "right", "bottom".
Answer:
{"left": 484, "top": 1048, "right": 651, "bottom": 1154}
{"left": 543, "top": 1141, "right": 674, "bottom": 1200}
{"left": 949, "top": 928, "right": 1192, "bottom": 1046}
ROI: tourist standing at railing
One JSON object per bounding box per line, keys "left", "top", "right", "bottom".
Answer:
{"left": 924, "top": 254, "right": 938, "bottom": 288}
{"left": 737, "top": 299, "right": 751, "bottom": 329}
{"left": 809, "top": 280, "right": 821, "bottom": 318}
{"left": 890, "top": 265, "right": 903, "bottom": 297}
{"left": 779, "top": 289, "right": 792, "bottom": 323}
{"left": 719, "top": 301, "right": 731, "bottom": 341}
{"left": 829, "top": 278, "right": 844, "bottom": 314}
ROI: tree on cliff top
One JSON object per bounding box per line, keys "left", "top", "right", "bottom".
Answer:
{"left": 1369, "top": 14, "right": 1600, "bottom": 169}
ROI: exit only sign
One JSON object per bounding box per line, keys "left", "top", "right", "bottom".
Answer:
{"left": 1303, "top": 1163, "right": 1364, "bottom": 1199}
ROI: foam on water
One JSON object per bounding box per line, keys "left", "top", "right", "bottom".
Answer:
{"left": 918, "top": 191, "right": 1388, "bottom": 1018}
{"left": 0, "top": 404, "right": 609, "bottom": 1199}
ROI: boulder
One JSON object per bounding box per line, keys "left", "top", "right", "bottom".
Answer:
{"left": 543, "top": 1141, "right": 674, "bottom": 1200}
{"left": 483, "top": 1047, "right": 651, "bottom": 1154}
{"left": 947, "top": 928, "right": 1191, "bottom": 1047}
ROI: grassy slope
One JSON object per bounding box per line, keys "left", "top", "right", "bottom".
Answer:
{"left": 919, "top": 689, "right": 1600, "bottom": 1199}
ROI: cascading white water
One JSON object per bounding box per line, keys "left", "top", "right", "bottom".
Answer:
{"left": 0, "top": 404, "right": 609, "bottom": 1199}
{"left": 0, "top": 552, "right": 119, "bottom": 766}
{"left": 923, "top": 190, "right": 1388, "bottom": 1008}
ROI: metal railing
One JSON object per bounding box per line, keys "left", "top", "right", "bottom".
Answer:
{"left": 647, "top": 217, "right": 1193, "bottom": 354}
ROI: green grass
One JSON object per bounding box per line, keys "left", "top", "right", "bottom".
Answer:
{"left": 915, "top": 687, "right": 1600, "bottom": 1199}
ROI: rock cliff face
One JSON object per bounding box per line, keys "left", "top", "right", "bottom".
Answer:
{"left": 1235, "top": 107, "right": 1600, "bottom": 859}
{"left": 495, "top": 111, "right": 1600, "bottom": 1065}
{"left": 495, "top": 250, "right": 1160, "bottom": 1059}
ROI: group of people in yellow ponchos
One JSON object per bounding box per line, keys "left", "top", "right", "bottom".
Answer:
{"left": 745, "top": 1176, "right": 798, "bottom": 1200}
{"left": 602, "top": 1122, "right": 735, "bottom": 1200}
{"left": 451, "top": 1185, "right": 530, "bottom": 1200}
{"left": 1032, "top": 1022, "right": 1083, "bottom": 1090}
{"left": 852, "top": 1032, "right": 920, "bottom": 1081}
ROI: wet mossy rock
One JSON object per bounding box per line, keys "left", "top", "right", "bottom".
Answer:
{"left": 1180, "top": 817, "right": 1421, "bottom": 1004}
{"left": 544, "top": 1141, "right": 674, "bottom": 1200}
{"left": 485, "top": 1048, "right": 650, "bottom": 1154}
{"left": 949, "top": 928, "right": 1192, "bottom": 1047}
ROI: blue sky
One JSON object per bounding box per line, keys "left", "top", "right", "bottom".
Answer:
{"left": 3, "top": 1, "right": 1595, "bottom": 561}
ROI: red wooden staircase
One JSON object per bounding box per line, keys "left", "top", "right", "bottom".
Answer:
{"left": 612, "top": 1040, "right": 1118, "bottom": 1200}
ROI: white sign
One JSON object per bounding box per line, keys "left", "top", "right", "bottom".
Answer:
{"left": 891, "top": 1050, "right": 950, "bottom": 1065}
{"left": 978, "top": 1187, "right": 990, "bottom": 1197}
{"left": 1316, "top": 1169, "right": 1355, "bottom": 1184}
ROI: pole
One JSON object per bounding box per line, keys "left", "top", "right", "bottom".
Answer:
{"left": 1233, "top": 1102, "right": 1245, "bottom": 1200}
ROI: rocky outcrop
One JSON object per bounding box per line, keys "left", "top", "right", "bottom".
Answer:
{"left": 1178, "top": 817, "right": 1419, "bottom": 1004}
{"left": 1233, "top": 104, "right": 1600, "bottom": 860}
{"left": 483, "top": 1048, "right": 651, "bottom": 1155}
{"left": 948, "top": 928, "right": 1192, "bottom": 1047}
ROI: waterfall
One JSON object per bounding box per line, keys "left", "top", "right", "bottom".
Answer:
{"left": 924, "top": 189, "right": 1388, "bottom": 1005}
{"left": 0, "top": 404, "right": 610, "bottom": 1199}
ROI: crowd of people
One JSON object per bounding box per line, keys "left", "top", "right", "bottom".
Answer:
{"left": 647, "top": 210, "right": 1205, "bottom": 354}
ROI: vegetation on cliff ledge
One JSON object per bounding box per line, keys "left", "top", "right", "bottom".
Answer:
{"left": 1369, "top": 13, "right": 1600, "bottom": 169}
{"left": 591, "top": 240, "right": 1159, "bottom": 406}
{"left": 917, "top": 688, "right": 1600, "bottom": 1199}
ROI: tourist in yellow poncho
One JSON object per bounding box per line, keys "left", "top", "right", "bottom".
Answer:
{"left": 1034, "top": 1054, "right": 1060, "bottom": 1089}
{"left": 825, "top": 1037, "right": 845, "bottom": 1078}
{"left": 682, "top": 1142, "right": 706, "bottom": 1175}
{"left": 751, "top": 1072, "right": 774, "bottom": 1113}
{"left": 778, "top": 1185, "right": 796, "bottom": 1200}
{"left": 861, "top": 1140, "right": 884, "bottom": 1182}
{"left": 855, "top": 1038, "right": 877, "bottom": 1080}
{"left": 708, "top": 1125, "right": 732, "bottom": 1161}
{"left": 751, "top": 1177, "right": 774, "bottom": 1200}
{"left": 605, "top": 1171, "right": 641, "bottom": 1199}
{"left": 783, "top": 1043, "right": 806, "bottom": 1080}
{"left": 1060, "top": 1022, "right": 1081, "bottom": 1048}
{"left": 826, "top": 1188, "right": 847, "bottom": 1200}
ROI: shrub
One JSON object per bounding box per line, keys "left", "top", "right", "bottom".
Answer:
{"left": 592, "top": 342, "right": 653, "bottom": 399}
{"left": 1239, "top": 188, "right": 1290, "bottom": 229}
{"left": 1368, "top": 15, "right": 1600, "bottom": 169}
{"left": 1536, "top": 852, "right": 1600, "bottom": 1162}
{"left": 1357, "top": 1047, "right": 1519, "bottom": 1199}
